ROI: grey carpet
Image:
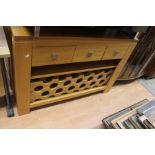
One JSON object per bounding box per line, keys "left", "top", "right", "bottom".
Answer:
{"left": 139, "top": 78, "right": 155, "bottom": 96}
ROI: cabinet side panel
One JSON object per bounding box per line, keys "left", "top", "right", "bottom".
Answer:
{"left": 12, "top": 40, "right": 32, "bottom": 115}
{"left": 104, "top": 42, "right": 137, "bottom": 92}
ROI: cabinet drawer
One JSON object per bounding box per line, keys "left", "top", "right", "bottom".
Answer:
{"left": 32, "top": 46, "right": 76, "bottom": 66}
{"left": 102, "top": 44, "right": 129, "bottom": 60}
{"left": 73, "top": 45, "right": 106, "bottom": 62}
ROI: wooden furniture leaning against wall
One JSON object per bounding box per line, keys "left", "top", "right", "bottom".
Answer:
{"left": 10, "top": 27, "right": 137, "bottom": 115}
{"left": 118, "top": 27, "right": 155, "bottom": 80}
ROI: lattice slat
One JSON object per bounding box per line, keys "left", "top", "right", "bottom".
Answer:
{"left": 30, "top": 68, "right": 114, "bottom": 103}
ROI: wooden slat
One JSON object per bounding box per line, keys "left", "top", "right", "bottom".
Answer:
{"left": 31, "top": 61, "right": 118, "bottom": 79}
{"left": 30, "top": 69, "right": 113, "bottom": 102}
{"left": 30, "top": 86, "right": 106, "bottom": 108}
{"left": 33, "top": 37, "right": 137, "bottom": 47}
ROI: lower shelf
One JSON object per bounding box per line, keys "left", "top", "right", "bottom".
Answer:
{"left": 30, "top": 63, "right": 115, "bottom": 109}
{"left": 30, "top": 86, "right": 106, "bottom": 108}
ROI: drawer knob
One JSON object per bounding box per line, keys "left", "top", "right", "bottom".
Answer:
{"left": 113, "top": 51, "right": 119, "bottom": 57}
{"left": 87, "top": 51, "right": 93, "bottom": 58}
{"left": 51, "top": 52, "right": 58, "bottom": 60}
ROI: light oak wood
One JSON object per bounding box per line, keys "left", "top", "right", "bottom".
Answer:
{"left": 11, "top": 26, "right": 33, "bottom": 40}
{"left": 73, "top": 44, "right": 106, "bottom": 62}
{"left": 30, "top": 86, "right": 106, "bottom": 108}
{"left": 12, "top": 41, "right": 32, "bottom": 115}
{"left": 104, "top": 42, "right": 137, "bottom": 92}
{"left": 30, "top": 68, "right": 114, "bottom": 103}
{"left": 33, "top": 37, "right": 136, "bottom": 47}
{"left": 32, "top": 46, "right": 76, "bottom": 66}
{"left": 31, "top": 61, "right": 118, "bottom": 79}
{"left": 102, "top": 44, "right": 129, "bottom": 60}
{"left": 10, "top": 27, "right": 137, "bottom": 115}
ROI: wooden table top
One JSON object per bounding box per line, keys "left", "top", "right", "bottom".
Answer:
{"left": 0, "top": 27, "right": 10, "bottom": 58}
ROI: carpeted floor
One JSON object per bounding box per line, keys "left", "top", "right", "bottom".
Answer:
{"left": 139, "top": 78, "right": 155, "bottom": 96}
{"left": 0, "top": 80, "right": 154, "bottom": 129}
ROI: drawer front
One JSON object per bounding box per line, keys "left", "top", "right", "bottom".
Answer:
{"left": 102, "top": 44, "right": 129, "bottom": 60}
{"left": 32, "top": 46, "right": 76, "bottom": 66}
{"left": 73, "top": 45, "right": 106, "bottom": 62}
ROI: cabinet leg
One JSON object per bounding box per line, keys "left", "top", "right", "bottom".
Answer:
{"left": 13, "top": 41, "right": 32, "bottom": 115}
{"left": 0, "top": 58, "right": 14, "bottom": 117}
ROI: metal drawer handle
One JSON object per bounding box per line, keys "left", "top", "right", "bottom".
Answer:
{"left": 87, "top": 51, "right": 93, "bottom": 58}
{"left": 51, "top": 52, "right": 58, "bottom": 60}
